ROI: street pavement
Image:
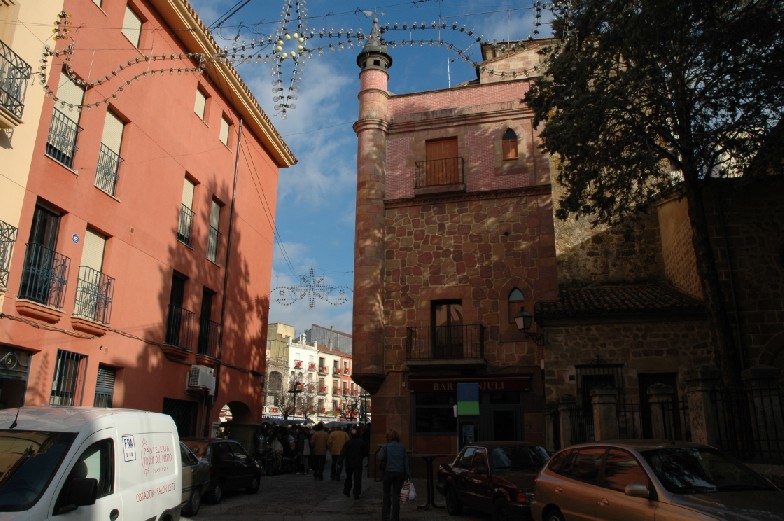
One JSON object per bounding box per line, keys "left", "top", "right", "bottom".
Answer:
{"left": 187, "top": 469, "right": 489, "bottom": 521}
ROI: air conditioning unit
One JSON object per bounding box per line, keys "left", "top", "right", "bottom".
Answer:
{"left": 187, "top": 365, "right": 216, "bottom": 395}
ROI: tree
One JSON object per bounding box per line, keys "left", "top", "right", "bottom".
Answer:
{"left": 525, "top": 0, "right": 783, "bottom": 386}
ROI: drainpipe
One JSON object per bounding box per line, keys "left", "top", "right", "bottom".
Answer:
{"left": 204, "top": 118, "right": 243, "bottom": 436}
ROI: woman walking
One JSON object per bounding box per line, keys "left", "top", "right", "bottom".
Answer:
{"left": 378, "top": 429, "right": 409, "bottom": 521}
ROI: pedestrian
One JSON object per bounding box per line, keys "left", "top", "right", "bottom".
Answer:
{"left": 310, "top": 421, "right": 329, "bottom": 480}
{"left": 342, "top": 428, "right": 367, "bottom": 499}
{"left": 378, "top": 429, "right": 409, "bottom": 521}
{"left": 327, "top": 426, "right": 349, "bottom": 480}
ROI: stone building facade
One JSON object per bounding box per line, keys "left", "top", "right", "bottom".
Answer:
{"left": 352, "top": 25, "right": 558, "bottom": 458}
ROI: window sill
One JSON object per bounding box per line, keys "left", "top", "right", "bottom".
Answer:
{"left": 16, "top": 299, "right": 63, "bottom": 323}
{"left": 71, "top": 316, "right": 109, "bottom": 336}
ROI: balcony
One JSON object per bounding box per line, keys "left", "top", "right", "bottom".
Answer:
{"left": 163, "top": 303, "right": 195, "bottom": 359}
{"left": 318, "top": 366, "right": 328, "bottom": 375}
{"left": 414, "top": 157, "right": 465, "bottom": 194}
{"left": 294, "top": 360, "right": 303, "bottom": 369}
{"left": 177, "top": 204, "right": 194, "bottom": 247}
{"left": 406, "top": 324, "right": 486, "bottom": 368}
{"left": 308, "top": 362, "right": 316, "bottom": 371}
{"left": 318, "top": 387, "right": 327, "bottom": 395}
{"left": 207, "top": 224, "right": 220, "bottom": 263}
{"left": 0, "top": 38, "right": 32, "bottom": 128}
{"left": 0, "top": 219, "right": 18, "bottom": 290}
{"left": 94, "top": 143, "right": 123, "bottom": 196}
{"left": 71, "top": 266, "right": 114, "bottom": 334}
{"left": 45, "top": 108, "right": 81, "bottom": 169}
{"left": 18, "top": 243, "right": 71, "bottom": 311}
{"left": 197, "top": 317, "right": 222, "bottom": 361}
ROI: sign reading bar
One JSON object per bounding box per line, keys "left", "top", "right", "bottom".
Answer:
{"left": 408, "top": 375, "right": 532, "bottom": 393}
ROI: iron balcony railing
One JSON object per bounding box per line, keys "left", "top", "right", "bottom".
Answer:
{"left": 406, "top": 324, "right": 485, "bottom": 361}
{"left": 95, "top": 143, "right": 123, "bottom": 196}
{"left": 197, "top": 317, "right": 222, "bottom": 359}
{"left": 165, "top": 303, "right": 195, "bottom": 351}
{"left": 207, "top": 224, "right": 220, "bottom": 262}
{"left": 177, "top": 204, "right": 194, "bottom": 246}
{"left": 414, "top": 157, "right": 464, "bottom": 189}
{"left": 18, "top": 243, "right": 71, "bottom": 309}
{"left": 73, "top": 265, "right": 114, "bottom": 324}
{"left": 0, "top": 37, "right": 32, "bottom": 121}
{"left": 0, "top": 219, "right": 18, "bottom": 288}
{"left": 45, "top": 108, "right": 81, "bottom": 169}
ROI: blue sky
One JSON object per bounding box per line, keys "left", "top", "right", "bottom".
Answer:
{"left": 188, "top": 0, "right": 548, "bottom": 336}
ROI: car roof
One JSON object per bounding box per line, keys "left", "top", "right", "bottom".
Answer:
{"left": 463, "top": 441, "right": 544, "bottom": 449}
{"left": 564, "top": 440, "right": 710, "bottom": 451}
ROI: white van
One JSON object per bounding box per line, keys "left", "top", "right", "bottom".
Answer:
{"left": 0, "top": 407, "right": 182, "bottom": 520}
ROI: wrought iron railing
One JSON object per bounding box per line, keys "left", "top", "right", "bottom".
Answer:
{"left": 0, "top": 38, "right": 31, "bottom": 121}
{"left": 0, "top": 219, "right": 18, "bottom": 288}
{"left": 73, "top": 265, "right": 114, "bottom": 324}
{"left": 177, "top": 204, "right": 194, "bottom": 246}
{"left": 45, "top": 108, "right": 81, "bottom": 168}
{"left": 207, "top": 224, "right": 220, "bottom": 262}
{"left": 165, "top": 303, "right": 195, "bottom": 350}
{"left": 18, "top": 243, "right": 71, "bottom": 309}
{"left": 406, "top": 324, "right": 485, "bottom": 360}
{"left": 95, "top": 143, "right": 123, "bottom": 196}
{"left": 197, "top": 317, "right": 221, "bottom": 359}
{"left": 414, "top": 157, "right": 464, "bottom": 188}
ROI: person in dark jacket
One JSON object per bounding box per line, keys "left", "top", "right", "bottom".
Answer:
{"left": 378, "top": 429, "right": 410, "bottom": 521}
{"left": 342, "top": 428, "right": 368, "bottom": 499}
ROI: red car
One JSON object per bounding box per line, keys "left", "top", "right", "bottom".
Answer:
{"left": 437, "top": 441, "right": 550, "bottom": 521}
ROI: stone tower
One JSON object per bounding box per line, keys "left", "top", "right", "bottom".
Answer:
{"left": 352, "top": 19, "right": 392, "bottom": 394}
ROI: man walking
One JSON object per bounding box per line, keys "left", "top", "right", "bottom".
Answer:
{"left": 327, "top": 426, "right": 350, "bottom": 480}
{"left": 310, "top": 422, "right": 329, "bottom": 480}
{"left": 342, "top": 428, "right": 367, "bottom": 499}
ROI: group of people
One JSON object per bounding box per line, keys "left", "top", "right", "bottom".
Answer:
{"left": 253, "top": 421, "right": 410, "bottom": 521}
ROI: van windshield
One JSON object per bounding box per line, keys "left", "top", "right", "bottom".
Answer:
{"left": 0, "top": 430, "right": 77, "bottom": 511}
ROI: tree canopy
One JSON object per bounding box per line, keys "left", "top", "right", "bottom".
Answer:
{"left": 525, "top": 0, "right": 783, "bottom": 385}
{"left": 526, "top": 0, "right": 783, "bottom": 224}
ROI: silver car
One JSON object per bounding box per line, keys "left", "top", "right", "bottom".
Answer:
{"left": 532, "top": 440, "right": 784, "bottom": 521}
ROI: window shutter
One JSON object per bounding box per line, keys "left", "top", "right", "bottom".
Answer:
{"left": 101, "top": 111, "right": 124, "bottom": 153}
{"left": 219, "top": 116, "right": 230, "bottom": 145}
{"left": 122, "top": 7, "right": 142, "bottom": 48}
{"left": 81, "top": 229, "right": 106, "bottom": 272}
{"left": 181, "top": 178, "right": 195, "bottom": 208}
{"left": 194, "top": 89, "right": 206, "bottom": 119}
{"left": 210, "top": 200, "right": 220, "bottom": 228}
{"left": 57, "top": 75, "right": 84, "bottom": 117}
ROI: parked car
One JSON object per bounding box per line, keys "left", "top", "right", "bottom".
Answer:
{"left": 182, "top": 438, "right": 261, "bottom": 503}
{"left": 180, "top": 441, "right": 211, "bottom": 516}
{"left": 437, "top": 441, "right": 551, "bottom": 521}
{"left": 532, "top": 440, "right": 784, "bottom": 521}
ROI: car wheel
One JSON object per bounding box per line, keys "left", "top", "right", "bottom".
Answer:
{"left": 246, "top": 475, "right": 260, "bottom": 494}
{"left": 445, "top": 487, "right": 463, "bottom": 516}
{"left": 208, "top": 480, "right": 223, "bottom": 504}
{"left": 543, "top": 507, "right": 565, "bottom": 521}
{"left": 182, "top": 487, "right": 201, "bottom": 516}
{"left": 492, "top": 497, "right": 510, "bottom": 521}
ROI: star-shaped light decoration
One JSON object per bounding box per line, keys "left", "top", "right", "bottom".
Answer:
{"left": 274, "top": 267, "right": 350, "bottom": 308}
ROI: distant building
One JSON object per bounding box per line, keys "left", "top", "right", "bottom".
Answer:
{"left": 0, "top": 0, "right": 294, "bottom": 436}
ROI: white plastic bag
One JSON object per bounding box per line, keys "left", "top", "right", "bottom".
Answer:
{"left": 400, "top": 480, "right": 417, "bottom": 503}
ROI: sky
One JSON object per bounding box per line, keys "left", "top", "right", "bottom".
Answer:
{"left": 188, "top": 0, "right": 550, "bottom": 336}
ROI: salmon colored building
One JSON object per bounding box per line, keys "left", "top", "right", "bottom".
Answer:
{"left": 0, "top": 0, "right": 294, "bottom": 437}
{"left": 352, "top": 22, "right": 558, "bottom": 464}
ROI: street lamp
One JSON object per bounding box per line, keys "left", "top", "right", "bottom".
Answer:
{"left": 359, "top": 391, "right": 371, "bottom": 423}
{"left": 287, "top": 381, "right": 303, "bottom": 418}
{"left": 514, "top": 306, "right": 546, "bottom": 346}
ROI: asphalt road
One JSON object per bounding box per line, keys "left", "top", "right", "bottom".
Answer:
{"left": 186, "top": 468, "right": 490, "bottom": 521}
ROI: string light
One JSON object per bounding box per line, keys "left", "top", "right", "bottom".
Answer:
{"left": 273, "top": 267, "right": 351, "bottom": 308}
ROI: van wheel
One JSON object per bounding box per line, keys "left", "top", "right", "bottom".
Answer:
{"left": 208, "top": 481, "right": 223, "bottom": 504}
{"left": 543, "top": 507, "right": 565, "bottom": 521}
{"left": 183, "top": 488, "right": 201, "bottom": 516}
{"left": 246, "top": 476, "right": 260, "bottom": 494}
{"left": 445, "top": 487, "right": 463, "bottom": 515}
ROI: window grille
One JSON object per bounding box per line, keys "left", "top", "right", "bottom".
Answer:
{"left": 94, "top": 365, "right": 115, "bottom": 407}
{"left": 50, "top": 349, "right": 86, "bottom": 406}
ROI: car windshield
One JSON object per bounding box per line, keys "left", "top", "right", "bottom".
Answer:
{"left": 642, "top": 447, "right": 775, "bottom": 494}
{"left": 491, "top": 445, "right": 549, "bottom": 471}
{"left": 0, "top": 430, "right": 77, "bottom": 511}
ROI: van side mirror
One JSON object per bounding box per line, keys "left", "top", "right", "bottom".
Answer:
{"left": 624, "top": 483, "right": 649, "bottom": 498}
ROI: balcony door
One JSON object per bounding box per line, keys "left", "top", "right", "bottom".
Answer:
{"left": 432, "top": 300, "right": 463, "bottom": 359}
{"left": 426, "top": 137, "right": 458, "bottom": 185}
{"left": 165, "top": 272, "right": 187, "bottom": 346}
{"left": 19, "top": 204, "right": 61, "bottom": 304}
{"left": 197, "top": 287, "right": 216, "bottom": 356}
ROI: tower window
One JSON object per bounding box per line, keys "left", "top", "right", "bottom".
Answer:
{"left": 502, "top": 128, "right": 518, "bottom": 160}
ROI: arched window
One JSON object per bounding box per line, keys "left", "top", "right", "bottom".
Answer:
{"left": 508, "top": 288, "right": 524, "bottom": 323}
{"left": 502, "top": 128, "right": 519, "bottom": 160}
